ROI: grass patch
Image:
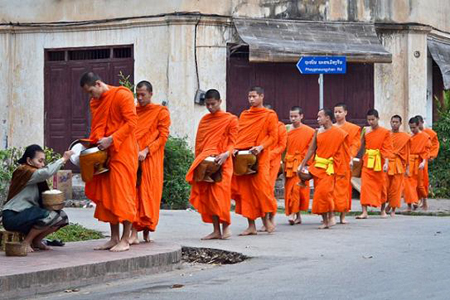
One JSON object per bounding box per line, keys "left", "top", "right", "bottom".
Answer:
{"left": 47, "top": 223, "right": 104, "bottom": 242}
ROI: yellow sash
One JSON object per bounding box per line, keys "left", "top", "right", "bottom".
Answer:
{"left": 365, "top": 149, "right": 382, "bottom": 171}
{"left": 314, "top": 155, "right": 334, "bottom": 175}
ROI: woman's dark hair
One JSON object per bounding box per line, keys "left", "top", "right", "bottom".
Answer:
{"left": 18, "top": 144, "right": 45, "bottom": 165}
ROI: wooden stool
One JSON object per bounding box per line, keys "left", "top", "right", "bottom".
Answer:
{"left": 0, "top": 228, "right": 24, "bottom": 251}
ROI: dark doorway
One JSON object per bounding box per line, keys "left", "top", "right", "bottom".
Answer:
{"left": 432, "top": 59, "right": 446, "bottom": 121}
{"left": 226, "top": 47, "right": 374, "bottom": 127}
{"left": 44, "top": 45, "right": 134, "bottom": 170}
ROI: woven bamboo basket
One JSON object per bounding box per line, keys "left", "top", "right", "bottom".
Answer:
{"left": 0, "top": 229, "right": 25, "bottom": 251}
{"left": 42, "top": 190, "right": 65, "bottom": 211}
{"left": 5, "top": 242, "right": 28, "bottom": 256}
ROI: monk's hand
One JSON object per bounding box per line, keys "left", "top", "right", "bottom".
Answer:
{"left": 405, "top": 166, "right": 410, "bottom": 177}
{"left": 419, "top": 161, "right": 426, "bottom": 170}
{"left": 62, "top": 150, "right": 74, "bottom": 163}
{"left": 98, "top": 136, "right": 113, "bottom": 150}
{"left": 138, "top": 148, "right": 149, "bottom": 162}
{"left": 215, "top": 152, "right": 229, "bottom": 165}
{"left": 349, "top": 157, "right": 354, "bottom": 168}
{"left": 233, "top": 150, "right": 238, "bottom": 157}
{"left": 383, "top": 161, "right": 389, "bottom": 172}
{"left": 250, "top": 145, "right": 263, "bottom": 156}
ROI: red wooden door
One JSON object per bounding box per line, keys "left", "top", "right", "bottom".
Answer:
{"left": 44, "top": 45, "right": 134, "bottom": 170}
{"left": 226, "top": 52, "right": 374, "bottom": 127}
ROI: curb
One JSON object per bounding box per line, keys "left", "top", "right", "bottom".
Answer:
{"left": 0, "top": 240, "right": 181, "bottom": 299}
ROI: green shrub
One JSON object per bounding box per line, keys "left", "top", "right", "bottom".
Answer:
{"left": 429, "top": 90, "right": 450, "bottom": 198}
{"left": 47, "top": 223, "right": 104, "bottom": 242}
{"left": 162, "top": 136, "right": 194, "bottom": 209}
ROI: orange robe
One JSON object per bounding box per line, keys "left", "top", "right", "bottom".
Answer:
{"left": 284, "top": 124, "right": 314, "bottom": 215}
{"left": 186, "top": 111, "right": 238, "bottom": 225}
{"left": 85, "top": 86, "right": 138, "bottom": 224}
{"left": 404, "top": 132, "right": 431, "bottom": 204}
{"left": 309, "top": 126, "right": 348, "bottom": 215}
{"left": 422, "top": 128, "right": 439, "bottom": 196}
{"left": 334, "top": 122, "right": 361, "bottom": 211}
{"left": 385, "top": 132, "right": 410, "bottom": 208}
{"left": 269, "top": 122, "right": 287, "bottom": 206}
{"left": 134, "top": 103, "right": 171, "bottom": 232}
{"left": 360, "top": 127, "right": 393, "bottom": 208}
{"left": 231, "top": 107, "right": 278, "bottom": 220}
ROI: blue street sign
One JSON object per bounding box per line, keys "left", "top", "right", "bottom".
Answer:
{"left": 296, "top": 56, "right": 347, "bottom": 74}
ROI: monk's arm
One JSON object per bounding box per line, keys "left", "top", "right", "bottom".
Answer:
{"left": 350, "top": 128, "right": 362, "bottom": 158}
{"left": 270, "top": 125, "right": 287, "bottom": 159}
{"left": 381, "top": 132, "right": 394, "bottom": 171}
{"left": 259, "top": 113, "right": 278, "bottom": 150}
{"left": 148, "top": 109, "right": 171, "bottom": 155}
{"left": 431, "top": 136, "right": 440, "bottom": 158}
{"left": 111, "top": 90, "right": 138, "bottom": 150}
{"left": 226, "top": 117, "right": 239, "bottom": 155}
{"left": 299, "top": 131, "right": 317, "bottom": 170}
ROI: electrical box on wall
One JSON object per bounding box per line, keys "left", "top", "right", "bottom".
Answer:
{"left": 194, "top": 89, "right": 205, "bottom": 105}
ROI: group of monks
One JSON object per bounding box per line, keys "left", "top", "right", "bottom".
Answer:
{"left": 79, "top": 71, "right": 440, "bottom": 250}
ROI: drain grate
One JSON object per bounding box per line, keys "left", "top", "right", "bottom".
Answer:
{"left": 181, "top": 247, "right": 248, "bottom": 265}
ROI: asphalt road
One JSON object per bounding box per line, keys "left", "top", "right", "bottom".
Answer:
{"left": 32, "top": 209, "right": 450, "bottom": 300}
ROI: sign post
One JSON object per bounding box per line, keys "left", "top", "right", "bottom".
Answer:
{"left": 296, "top": 56, "right": 347, "bottom": 109}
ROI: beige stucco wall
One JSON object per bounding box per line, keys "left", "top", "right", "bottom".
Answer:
{"left": 0, "top": 34, "right": 11, "bottom": 148}
{"left": 2, "top": 0, "right": 450, "bottom": 33}
{"left": 0, "top": 18, "right": 233, "bottom": 149}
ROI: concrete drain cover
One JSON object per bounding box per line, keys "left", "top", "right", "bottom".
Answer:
{"left": 181, "top": 247, "right": 248, "bottom": 265}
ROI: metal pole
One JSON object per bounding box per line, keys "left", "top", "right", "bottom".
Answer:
{"left": 319, "top": 74, "right": 324, "bottom": 109}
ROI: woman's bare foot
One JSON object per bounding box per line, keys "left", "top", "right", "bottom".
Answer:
{"left": 23, "top": 242, "right": 34, "bottom": 253}
{"left": 201, "top": 232, "right": 222, "bottom": 240}
{"left": 356, "top": 213, "right": 368, "bottom": 219}
{"left": 95, "top": 239, "right": 119, "bottom": 250}
{"left": 110, "top": 240, "right": 130, "bottom": 252}
{"left": 238, "top": 228, "right": 257, "bottom": 236}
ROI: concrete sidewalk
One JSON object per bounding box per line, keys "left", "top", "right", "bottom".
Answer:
{"left": 0, "top": 237, "right": 180, "bottom": 299}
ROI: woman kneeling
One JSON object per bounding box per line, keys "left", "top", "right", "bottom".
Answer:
{"left": 2, "top": 145, "right": 73, "bottom": 253}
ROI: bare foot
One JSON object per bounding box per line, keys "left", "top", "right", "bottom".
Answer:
{"left": 356, "top": 213, "right": 368, "bottom": 219}
{"left": 380, "top": 211, "right": 388, "bottom": 218}
{"left": 318, "top": 224, "right": 329, "bottom": 229}
{"left": 294, "top": 218, "right": 302, "bottom": 225}
{"left": 201, "top": 232, "right": 222, "bottom": 240}
{"left": 221, "top": 227, "right": 231, "bottom": 240}
{"left": 288, "top": 219, "right": 295, "bottom": 226}
{"left": 404, "top": 207, "right": 412, "bottom": 212}
{"left": 24, "top": 243, "right": 34, "bottom": 253}
{"left": 32, "top": 241, "right": 52, "bottom": 251}
{"left": 129, "top": 236, "right": 140, "bottom": 245}
{"left": 257, "top": 226, "right": 267, "bottom": 232}
{"left": 329, "top": 216, "right": 336, "bottom": 227}
{"left": 143, "top": 230, "right": 151, "bottom": 243}
{"left": 421, "top": 203, "right": 428, "bottom": 211}
{"left": 95, "top": 239, "right": 119, "bottom": 250}
{"left": 265, "top": 221, "right": 276, "bottom": 234}
{"left": 238, "top": 228, "right": 257, "bottom": 236}
{"left": 340, "top": 218, "right": 349, "bottom": 224}
{"left": 390, "top": 211, "right": 396, "bottom": 217}
{"left": 412, "top": 204, "right": 419, "bottom": 211}
{"left": 109, "top": 240, "right": 130, "bottom": 252}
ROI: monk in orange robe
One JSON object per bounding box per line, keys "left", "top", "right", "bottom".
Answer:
{"left": 385, "top": 115, "right": 410, "bottom": 216}
{"left": 80, "top": 72, "right": 138, "bottom": 252}
{"left": 299, "top": 108, "right": 348, "bottom": 229}
{"left": 357, "top": 109, "right": 393, "bottom": 219}
{"left": 416, "top": 115, "right": 439, "bottom": 210}
{"left": 186, "top": 89, "right": 238, "bottom": 240}
{"left": 231, "top": 87, "right": 278, "bottom": 236}
{"left": 284, "top": 106, "right": 314, "bottom": 225}
{"left": 404, "top": 117, "right": 431, "bottom": 211}
{"left": 333, "top": 103, "right": 361, "bottom": 224}
{"left": 129, "top": 81, "right": 171, "bottom": 244}
{"left": 263, "top": 104, "right": 287, "bottom": 229}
